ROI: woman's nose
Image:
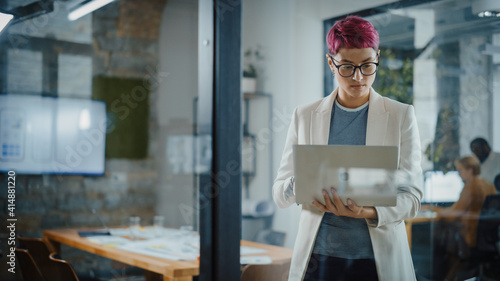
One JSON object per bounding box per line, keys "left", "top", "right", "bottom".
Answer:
{"left": 352, "top": 68, "right": 363, "bottom": 81}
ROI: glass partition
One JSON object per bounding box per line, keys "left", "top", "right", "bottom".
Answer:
{"left": 0, "top": 0, "right": 217, "bottom": 280}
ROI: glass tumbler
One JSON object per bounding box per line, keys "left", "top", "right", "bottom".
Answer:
{"left": 153, "top": 215, "right": 165, "bottom": 237}
{"left": 129, "top": 216, "right": 141, "bottom": 240}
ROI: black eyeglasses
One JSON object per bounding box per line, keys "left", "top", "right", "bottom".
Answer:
{"left": 328, "top": 54, "right": 379, "bottom": 77}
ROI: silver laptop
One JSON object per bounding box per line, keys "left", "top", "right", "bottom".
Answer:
{"left": 293, "top": 145, "right": 399, "bottom": 207}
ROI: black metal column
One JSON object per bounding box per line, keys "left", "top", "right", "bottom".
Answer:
{"left": 198, "top": 0, "right": 242, "bottom": 280}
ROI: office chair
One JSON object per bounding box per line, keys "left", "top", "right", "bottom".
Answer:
{"left": 48, "top": 252, "right": 81, "bottom": 281}
{"left": 18, "top": 236, "right": 100, "bottom": 281}
{"left": 15, "top": 248, "right": 47, "bottom": 281}
{"left": 455, "top": 194, "right": 500, "bottom": 280}
{"left": 241, "top": 261, "right": 290, "bottom": 281}
{"left": 17, "top": 236, "right": 60, "bottom": 281}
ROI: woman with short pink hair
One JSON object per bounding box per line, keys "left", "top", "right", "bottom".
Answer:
{"left": 273, "top": 15, "right": 422, "bottom": 280}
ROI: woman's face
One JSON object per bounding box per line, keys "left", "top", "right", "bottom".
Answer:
{"left": 327, "top": 48, "right": 379, "bottom": 107}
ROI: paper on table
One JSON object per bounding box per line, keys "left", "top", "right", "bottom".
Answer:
{"left": 117, "top": 238, "right": 199, "bottom": 261}
{"left": 86, "top": 236, "right": 130, "bottom": 247}
{"left": 109, "top": 226, "right": 194, "bottom": 238}
{"left": 109, "top": 228, "right": 132, "bottom": 237}
{"left": 240, "top": 255, "right": 273, "bottom": 265}
{"left": 241, "top": 246, "right": 268, "bottom": 255}
{"left": 109, "top": 227, "right": 157, "bottom": 239}
{"left": 107, "top": 228, "right": 269, "bottom": 261}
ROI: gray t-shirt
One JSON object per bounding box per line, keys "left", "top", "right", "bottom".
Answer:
{"left": 312, "top": 98, "right": 375, "bottom": 259}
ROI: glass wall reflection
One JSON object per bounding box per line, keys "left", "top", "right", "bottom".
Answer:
{"left": 0, "top": 0, "right": 204, "bottom": 280}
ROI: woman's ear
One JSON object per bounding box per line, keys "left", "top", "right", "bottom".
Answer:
{"left": 326, "top": 54, "right": 335, "bottom": 74}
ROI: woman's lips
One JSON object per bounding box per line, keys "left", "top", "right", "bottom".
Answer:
{"left": 350, "top": 85, "right": 365, "bottom": 89}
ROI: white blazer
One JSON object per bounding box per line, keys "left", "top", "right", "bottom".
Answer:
{"left": 273, "top": 88, "right": 423, "bottom": 281}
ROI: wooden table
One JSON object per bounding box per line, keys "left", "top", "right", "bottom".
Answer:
{"left": 43, "top": 228, "right": 293, "bottom": 281}
{"left": 405, "top": 212, "right": 437, "bottom": 251}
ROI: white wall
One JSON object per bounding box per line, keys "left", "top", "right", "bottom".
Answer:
{"left": 242, "top": 0, "right": 396, "bottom": 248}
{"left": 241, "top": 0, "right": 299, "bottom": 245}
{"left": 157, "top": 0, "right": 198, "bottom": 227}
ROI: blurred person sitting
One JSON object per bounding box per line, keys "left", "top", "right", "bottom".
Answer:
{"left": 470, "top": 137, "right": 500, "bottom": 185}
{"left": 432, "top": 156, "right": 497, "bottom": 281}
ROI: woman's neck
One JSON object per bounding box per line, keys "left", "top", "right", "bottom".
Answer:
{"left": 337, "top": 90, "right": 370, "bottom": 108}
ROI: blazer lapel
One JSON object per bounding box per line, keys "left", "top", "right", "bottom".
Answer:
{"left": 310, "top": 89, "right": 337, "bottom": 145}
{"left": 366, "top": 88, "right": 389, "bottom": 146}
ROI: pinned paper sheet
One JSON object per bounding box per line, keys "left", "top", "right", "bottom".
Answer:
{"left": 240, "top": 255, "right": 273, "bottom": 265}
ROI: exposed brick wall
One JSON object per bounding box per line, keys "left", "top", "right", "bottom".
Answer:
{"left": 117, "top": 0, "right": 166, "bottom": 40}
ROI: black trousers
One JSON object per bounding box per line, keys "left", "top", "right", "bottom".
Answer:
{"left": 303, "top": 253, "right": 379, "bottom": 281}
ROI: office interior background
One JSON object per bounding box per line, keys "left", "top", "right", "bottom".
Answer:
{"left": 0, "top": 0, "right": 499, "bottom": 280}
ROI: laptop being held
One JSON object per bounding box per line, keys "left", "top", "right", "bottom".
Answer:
{"left": 293, "top": 144, "right": 410, "bottom": 207}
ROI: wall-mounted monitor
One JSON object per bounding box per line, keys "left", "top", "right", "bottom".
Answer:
{"left": 0, "top": 95, "right": 106, "bottom": 175}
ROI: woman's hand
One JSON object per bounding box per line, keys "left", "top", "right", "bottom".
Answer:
{"left": 312, "top": 187, "right": 377, "bottom": 219}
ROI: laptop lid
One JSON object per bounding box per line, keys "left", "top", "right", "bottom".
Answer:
{"left": 293, "top": 145, "right": 399, "bottom": 207}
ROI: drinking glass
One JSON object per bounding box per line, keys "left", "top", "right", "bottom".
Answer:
{"left": 129, "top": 216, "right": 141, "bottom": 240}
{"left": 153, "top": 215, "right": 164, "bottom": 237}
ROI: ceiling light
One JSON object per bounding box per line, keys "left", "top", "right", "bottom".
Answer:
{"left": 68, "top": 0, "right": 115, "bottom": 21}
{"left": 472, "top": 0, "right": 500, "bottom": 17}
{"left": 0, "top": 12, "right": 14, "bottom": 33}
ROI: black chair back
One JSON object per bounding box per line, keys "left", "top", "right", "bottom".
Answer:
{"left": 476, "top": 194, "right": 500, "bottom": 253}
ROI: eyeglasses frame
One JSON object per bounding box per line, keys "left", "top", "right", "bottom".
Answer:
{"left": 328, "top": 54, "right": 380, "bottom": 77}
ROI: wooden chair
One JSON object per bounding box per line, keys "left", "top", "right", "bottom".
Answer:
{"left": 48, "top": 252, "right": 80, "bottom": 281}
{"left": 17, "top": 236, "right": 59, "bottom": 281}
{"left": 15, "top": 248, "right": 47, "bottom": 281}
{"left": 241, "top": 261, "right": 290, "bottom": 281}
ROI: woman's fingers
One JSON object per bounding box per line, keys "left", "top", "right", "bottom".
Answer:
{"left": 346, "top": 198, "right": 363, "bottom": 216}
{"left": 312, "top": 201, "right": 328, "bottom": 212}
{"left": 330, "top": 188, "right": 347, "bottom": 211}
{"left": 322, "top": 190, "right": 337, "bottom": 212}
{"left": 311, "top": 188, "right": 364, "bottom": 219}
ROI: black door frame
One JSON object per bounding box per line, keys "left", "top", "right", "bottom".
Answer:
{"left": 198, "top": 0, "right": 242, "bottom": 280}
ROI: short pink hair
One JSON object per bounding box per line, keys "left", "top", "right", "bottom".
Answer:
{"left": 327, "top": 15, "right": 379, "bottom": 55}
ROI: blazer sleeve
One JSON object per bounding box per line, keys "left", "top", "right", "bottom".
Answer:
{"left": 368, "top": 105, "right": 423, "bottom": 228}
{"left": 273, "top": 108, "right": 299, "bottom": 208}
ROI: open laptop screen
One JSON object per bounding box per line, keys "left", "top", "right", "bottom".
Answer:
{"left": 293, "top": 145, "right": 399, "bottom": 207}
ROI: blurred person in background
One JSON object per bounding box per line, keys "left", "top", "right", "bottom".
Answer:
{"left": 470, "top": 137, "right": 500, "bottom": 185}
{"left": 432, "top": 155, "right": 496, "bottom": 281}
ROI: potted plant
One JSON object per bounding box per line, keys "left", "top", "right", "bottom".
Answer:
{"left": 242, "top": 47, "right": 259, "bottom": 93}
